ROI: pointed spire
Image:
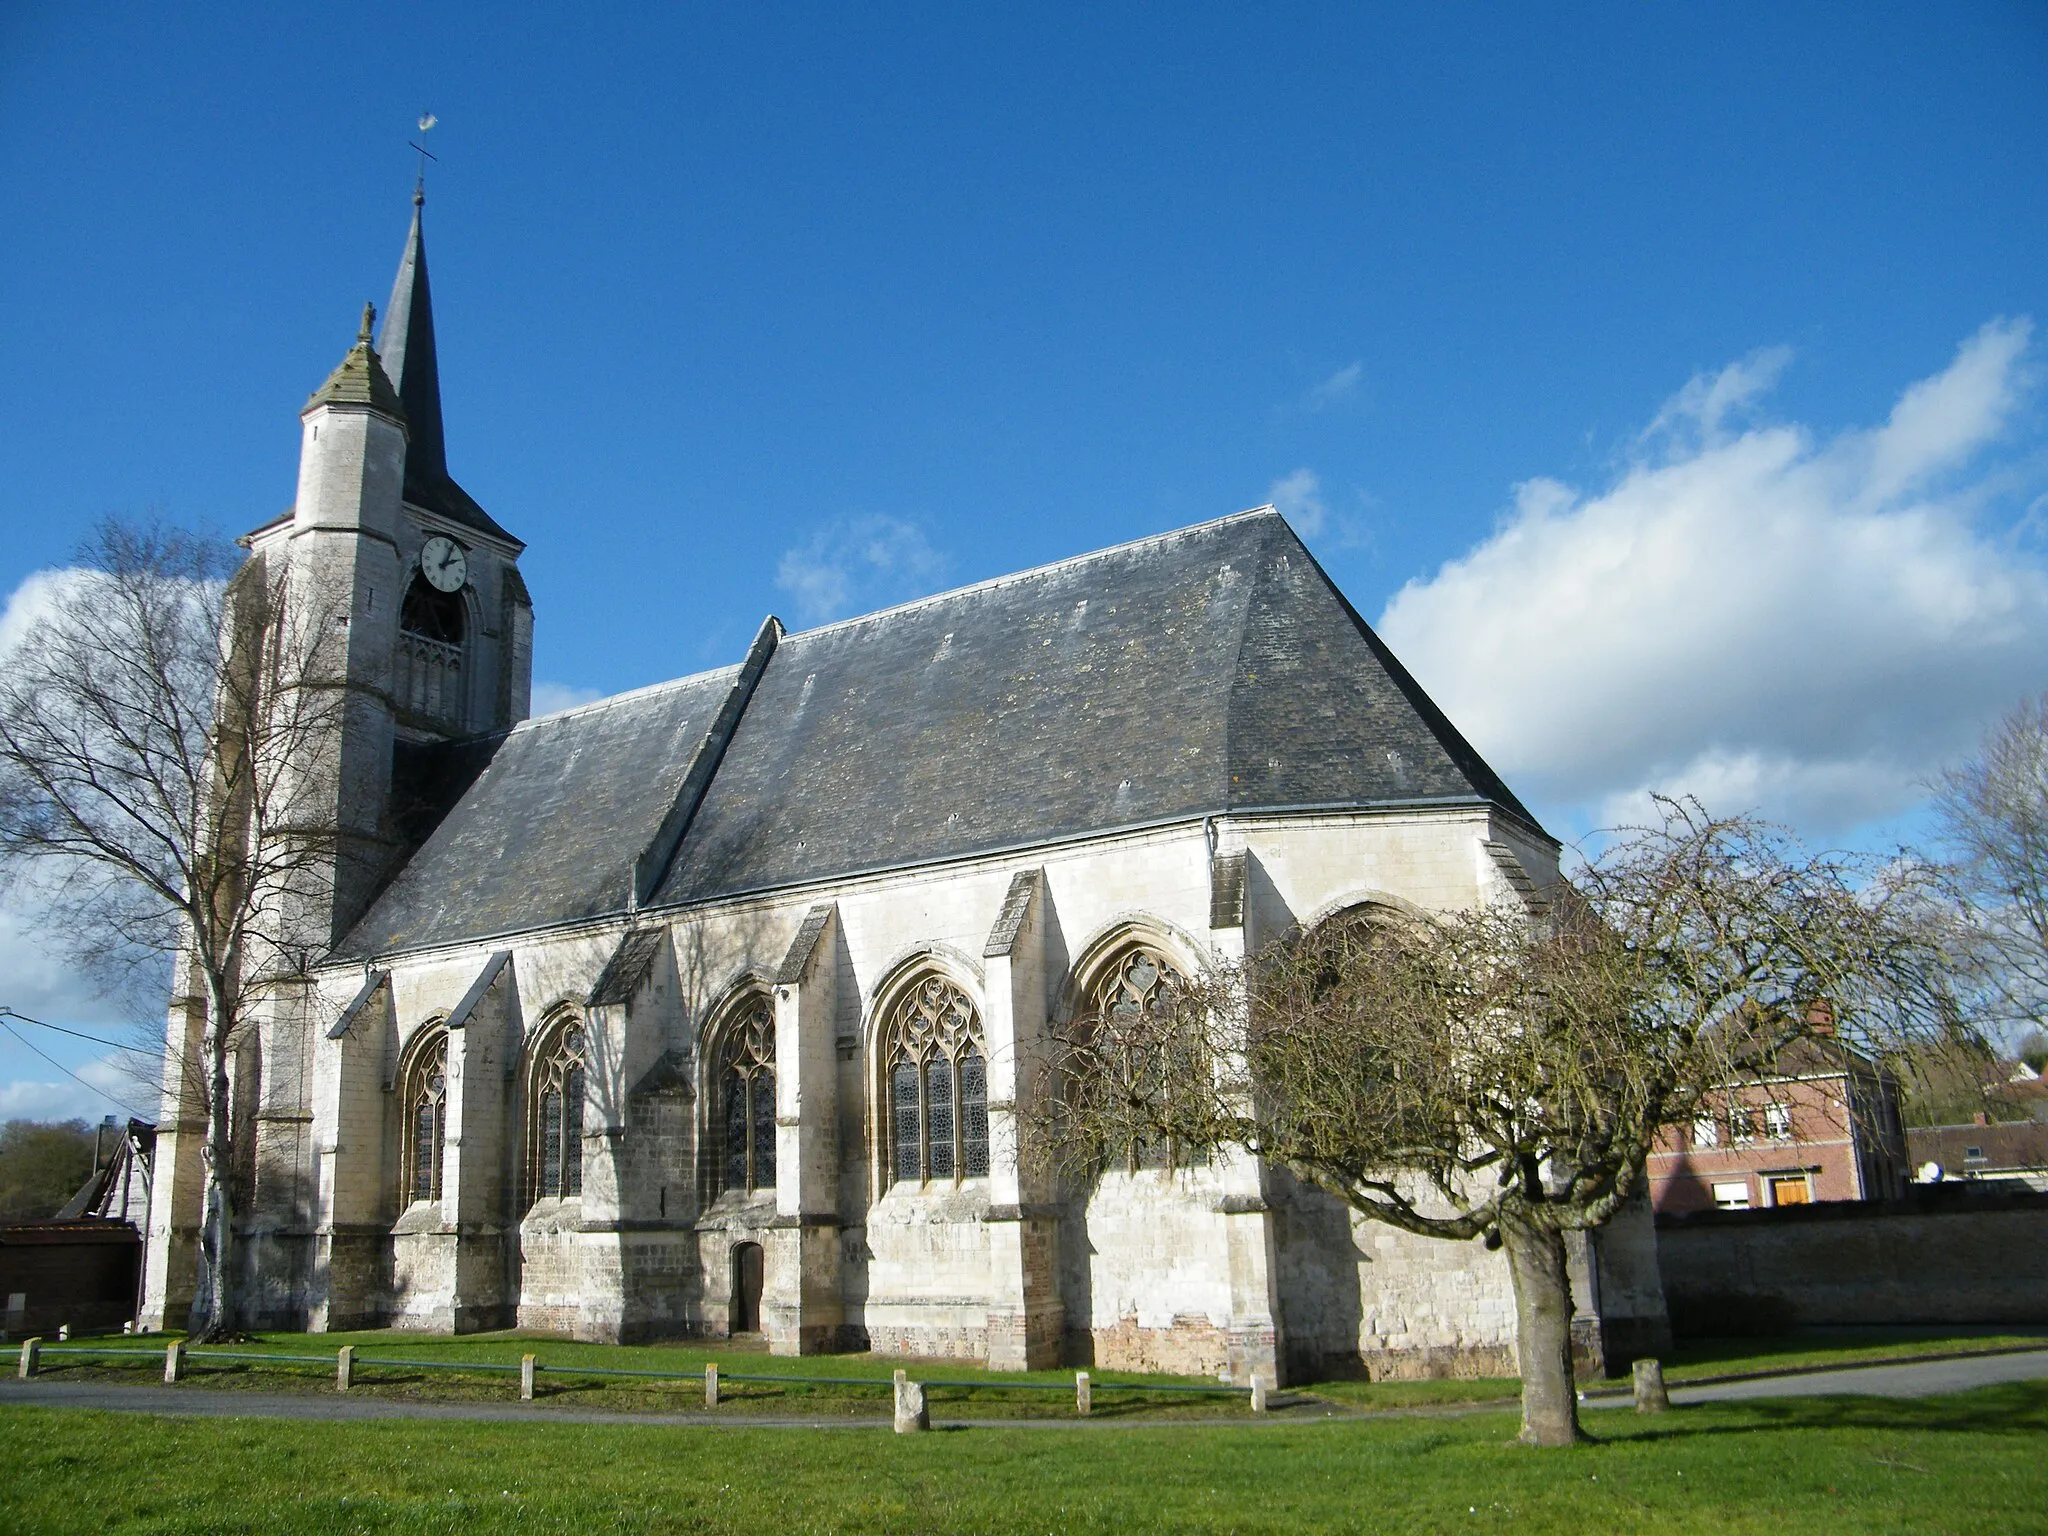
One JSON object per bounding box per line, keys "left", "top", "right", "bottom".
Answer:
{"left": 357, "top": 193, "right": 521, "bottom": 548}
{"left": 376, "top": 197, "right": 447, "bottom": 486}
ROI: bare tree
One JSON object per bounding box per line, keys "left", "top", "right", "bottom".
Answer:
{"left": 1933, "top": 689, "right": 2048, "bottom": 1036}
{"left": 0, "top": 519, "right": 346, "bottom": 1339}
{"left": 1047, "top": 801, "right": 1959, "bottom": 1446}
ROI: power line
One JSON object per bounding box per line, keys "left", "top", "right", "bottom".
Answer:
{"left": 0, "top": 1008, "right": 164, "bottom": 1058}
{"left": 0, "top": 1016, "right": 146, "bottom": 1118}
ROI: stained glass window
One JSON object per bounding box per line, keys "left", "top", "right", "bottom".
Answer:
{"left": 1092, "top": 946, "right": 1196, "bottom": 1170}
{"left": 960, "top": 1051, "right": 990, "bottom": 1178}
{"left": 402, "top": 1030, "right": 448, "bottom": 1206}
{"left": 882, "top": 977, "right": 988, "bottom": 1188}
{"left": 529, "top": 1021, "right": 586, "bottom": 1204}
{"left": 893, "top": 1062, "right": 922, "bottom": 1183}
{"left": 716, "top": 998, "right": 777, "bottom": 1196}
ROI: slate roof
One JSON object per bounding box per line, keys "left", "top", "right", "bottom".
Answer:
{"left": 342, "top": 668, "right": 742, "bottom": 955}
{"left": 339, "top": 510, "right": 1541, "bottom": 958}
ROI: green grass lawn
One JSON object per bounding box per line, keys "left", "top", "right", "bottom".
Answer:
{"left": 22, "top": 1324, "right": 2045, "bottom": 1420}
{"left": 17, "top": 1329, "right": 1256, "bottom": 1421}
{"left": 1, "top": 1384, "right": 2042, "bottom": 1533}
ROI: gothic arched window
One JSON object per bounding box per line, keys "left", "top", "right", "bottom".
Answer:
{"left": 1092, "top": 945, "right": 1193, "bottom": 1170}
{"left": 883, "top": 976, "right": 989, "bottom": 1187}
{"left": 400, "top": 1027, "right": 449, "bottom": 1206}
{"left": 399, "top": 572, "right": 466, "bottom": 643}
{"left": 528, "top": 1017, "right": 586, "bottom": 1202}
{"left": 395, "top": 572, "right": 469, "bottom": 732}
{"left": 715, "top": 997, "right": 777, "bottom": 1196}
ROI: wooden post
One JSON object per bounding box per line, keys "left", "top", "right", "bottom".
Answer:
{"left": 1074, "top": 1371, "right": 1091, "bottom": 1415}
{"left": 704, "top": 1362, "right": 719, "bottom": 1408}
{"left": 1250, "top": 1376, "right": 1268, "bottom": 1413}
{"left": 164, "top": 1340, "right": 185, "bottom": 1383}
{"left": 1632, "top": 1357, "right": 1670, "bottom": 1414}
{"left": 17, "top": 1338, "right": 39, "bottom": 1380}
{"left": 336, "top": 1346, "right": 354, "bottom": 1393}
{"left": 520, "top": 1354, "right": 537, "bottom": 1401}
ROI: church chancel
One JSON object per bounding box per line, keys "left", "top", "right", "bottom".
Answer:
{"left": 142, "top": 196, "right": 1667, "bottom": 1387}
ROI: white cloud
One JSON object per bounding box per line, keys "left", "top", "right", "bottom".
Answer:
{"left": 1638, "top": 346, "right": 1792, "bottom": 451}
{"left": 0, "top": 570, "right": 166, "bottom": 1120}
{"left": 1267, "top": 468, "right": 1329, "bottom": 538}
{"left": 0, "top": 1054, "right": 146, "bottom": 1123}
{"left": 1304, "top": 362, "right": 1363, "bottom": 412}
{"left": 1378, "top": 318, "right": 2048, "bottom": 837}
{"left": 775, "top": 515, "right": 951, "bottom": 627}
{"left": 529, "top": 681, "right": 604, "bottom": 717}
{"left": 0, "top": 566, "right": 81, "bottom": 656}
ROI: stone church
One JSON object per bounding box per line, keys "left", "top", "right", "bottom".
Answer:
{"left": 142, "top": 196, "right": 1668, "bottom": 1385}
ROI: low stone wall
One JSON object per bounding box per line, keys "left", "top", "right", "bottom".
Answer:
{"left": 1656, "top": 1190, "right": 2048, "bottom": 1335}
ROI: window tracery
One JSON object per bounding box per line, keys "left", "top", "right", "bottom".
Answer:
{"left": 715, "top": 997, "right": 777, "bottom": 1196}
{"left": 528, "top": 1016, "right": 586, "bottom": 1202}
{"left": 401, "top": 1028, "right": 448, "bottom": 1206}
{"left": 1091, "top": 944, "right": 1195, "bottom": 1170}
{"left": 883, "top": 976, "right": 989, "bottom": 1187}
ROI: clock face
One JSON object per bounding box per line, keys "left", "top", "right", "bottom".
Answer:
{"left": 420, "top": 536, "right": 468, "bottom": 594}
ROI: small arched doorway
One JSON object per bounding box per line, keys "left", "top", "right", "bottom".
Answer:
{"left": 730, "top": 1241, "right": 764, "bottom": 1334}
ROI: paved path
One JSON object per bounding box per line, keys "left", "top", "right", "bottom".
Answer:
{"left": 3, "top": 1350, "right": 2043, "bottom": 1430}
{"left": 1657, "top": 1348, "right": 2048, "bottom": 1404}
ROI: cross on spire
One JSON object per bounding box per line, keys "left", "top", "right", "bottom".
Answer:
{"left": 408, "top": 111, "right": 438, "bottom": 206}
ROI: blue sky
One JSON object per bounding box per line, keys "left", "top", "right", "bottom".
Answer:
{"left": 3, "top": 4, "right": 2047, "bottom": 1117}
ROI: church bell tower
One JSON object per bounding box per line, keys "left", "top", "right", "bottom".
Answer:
{"left": 256, "top": 189, "right": 533, "bottom": 946}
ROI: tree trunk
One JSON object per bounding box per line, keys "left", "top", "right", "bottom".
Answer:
{"left": 1500, "top": 1215, "right": 1585, "bottom": 1447}
{"left": 188, "top": 988, "right": 236, "bottom": 1341}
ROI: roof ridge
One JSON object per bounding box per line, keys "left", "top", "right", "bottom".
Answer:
{"left": 517, "top": 660, "right": 745, "bottom": 730}
{"left": 782, "top": 505, "right": 1285, "bottom": 643}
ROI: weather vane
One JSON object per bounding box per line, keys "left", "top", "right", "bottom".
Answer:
{"left": 409, "top": 111, "right": 438, "bottom": 202}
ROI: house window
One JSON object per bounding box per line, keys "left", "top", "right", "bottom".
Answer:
{"left": 1764, "top": 1103, "right": 1793, "bottom": 1141}
{"left": 1767, "top": 1173, "right": 1812, "bottom": 1206}
{"left": 1711, "top": 1180, "right": 1751, "bottom": 1210}
{"left": 716, "top": 997, "right": 777, "bottom": 1196}
{"left": 528, "top": 1017, "right": 586, "bottom": 1201}
{"left": 1691, "top": 1116, "right": 1720, "bottom": 1150}
{"left": 1965, "top": 1145, "right": 1986, "bottom": 1163}
{"left": 1093, "top": 946, "right": 1196, "bottom": 1169}
{"left": 1729, "top": 1107, "right": 1757, "bottom": 1146}
{"left": 883, "top": 976, "right": 989, "bottom": 1187}
{"left": 400, "top": 1028, "right": 449, "bottom": 1206}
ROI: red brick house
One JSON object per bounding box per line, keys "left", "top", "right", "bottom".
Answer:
{"left": 1647, "top": 1040, "right": 1910, "bottom": 1214}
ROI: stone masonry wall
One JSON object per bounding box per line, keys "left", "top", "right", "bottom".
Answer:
{"left": 1657, "top": 1193, "right": 2048, "bottom": 1334}
{"left": 1269, "top": 1170, "right": 1519, "bottom": 1381}
{"left": 285, "top": 802, "right": 1665, "bottom": 1381}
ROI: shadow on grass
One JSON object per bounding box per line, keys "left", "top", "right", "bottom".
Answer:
{"left": 1606, "top": 1383, "right": 2048, "bottom": 1445}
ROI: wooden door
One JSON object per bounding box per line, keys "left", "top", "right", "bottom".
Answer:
{"left": 732, "top": 1241, "right": 764, "bottom": 1333}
